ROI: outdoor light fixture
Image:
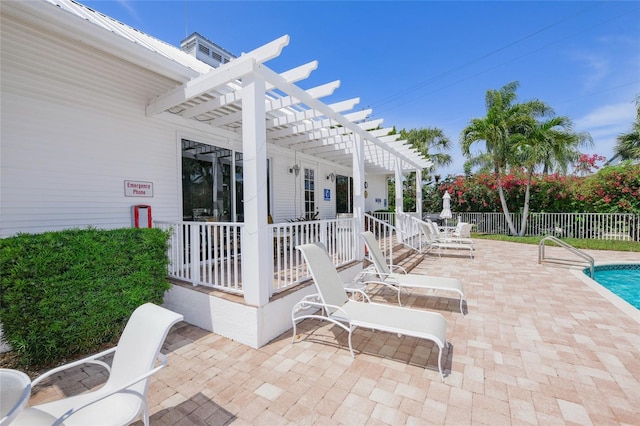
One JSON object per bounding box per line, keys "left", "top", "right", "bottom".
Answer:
{"left": 289, "top": 164, "right": 300, "bottom": 176}
{"left": 326, "top": 172, "right": 336, "bottom": 182}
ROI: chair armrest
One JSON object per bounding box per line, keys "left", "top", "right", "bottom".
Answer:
{"left": 32, "top": 347, "right": 117, "bottom": 388}
{"left": 389, "top": 264, "right": 407, "bottom": 274}
{"left": 344, "top": 287, "right": 371, "bottom": 303}
{"left": 360, "top": 277, "right": 401, "bottom": 292}
{"left": 50, "top": 353, "right": 170, "bottom": 426}
{"left": 352, "top": 266, "right": 376, "bottom": 283}
{"left": 292, "top": 294, "right": 321, "bottom": 313}
{"left": 293, "top": 299, "right": 352, "bottom": 322}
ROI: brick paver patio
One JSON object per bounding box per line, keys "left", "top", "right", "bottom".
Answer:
{"left": 27, "top": 239, "right": 640, "bottom": 425}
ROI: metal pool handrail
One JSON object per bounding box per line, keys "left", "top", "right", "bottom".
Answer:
{"left": 538, "top": 235, "right": 595, "bottom": 277}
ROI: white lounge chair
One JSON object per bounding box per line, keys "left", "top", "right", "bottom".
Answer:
{"left": 420, "top": 222, "right": 475, "bottom": 258}
{"left": 0, "top": 369, "right": 31, "bottom": 426}
{"left": 12, "top": 303, "right": 183, "bottom": 426}
{"left": 292, "top": 242, "right": 450, "bottom": 381}
{"left": 360, "top": 231, "right": 466, "bottom": 314}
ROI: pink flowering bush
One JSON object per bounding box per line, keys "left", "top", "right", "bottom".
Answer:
{"left": 575, "top": 163, "right": 640, "bottom": 213}
{"left": 438, "top": 163, "right": 639, "bottom": 214}
{"left": 574, "top": 153, "right": 607, "bottom": 175}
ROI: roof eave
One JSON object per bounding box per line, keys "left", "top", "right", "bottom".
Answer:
{"left": 5, "top": 0, "right": 202, "bottom": 83}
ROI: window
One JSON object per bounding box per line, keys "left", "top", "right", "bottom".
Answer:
{"left": 181, "top": 140, "right": 270, "bottom": 222}
{"left": 304, "top": 168, "right": 315, "bottom": 220}
{"left": 336, "top": 175, "right": 353, "bottom": 214}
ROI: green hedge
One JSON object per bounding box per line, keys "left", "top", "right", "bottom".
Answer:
{"left": 0, "top": 227, "right": 171, "bottom": 366}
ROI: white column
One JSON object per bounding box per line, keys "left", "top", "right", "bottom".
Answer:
{"left": 395, "top": 158, "right": 403, "bottom": 214}
{"left": 416, "top": 168, "right": 423, "bottom": 219}
{"left": 241, "top": 71, "right": 269, "bottom": 307}
{"left": 352, "top": 134, "right": 365, "bottom": 259}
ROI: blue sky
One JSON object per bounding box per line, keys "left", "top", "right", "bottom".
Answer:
{"left": 83, "top": 0, "right": 640, "bottom": 177}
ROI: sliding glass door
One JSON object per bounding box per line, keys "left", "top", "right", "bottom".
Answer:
{"left": 182, "top": 139, "right": 268, "bottom": 222}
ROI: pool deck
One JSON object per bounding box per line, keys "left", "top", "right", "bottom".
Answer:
{"left": 28, "top": 239, "right": 640, "bottom": 425}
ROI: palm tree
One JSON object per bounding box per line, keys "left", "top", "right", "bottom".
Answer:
{"left": 613, "top": 98, "right": 640, "bottom": 161}
{"left": 461, "top": 81, "right": 551, "bottom": 235}
{"left": 513, "top": 116, "right": 591, "bottom": 235}
{"left": 387, "top": 126, "right": 452, "bottom": 213}
{"left": 399, "top": 127, "right": 452, "bottom": 174}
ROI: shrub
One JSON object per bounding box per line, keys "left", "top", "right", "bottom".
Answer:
{"left": 0, "top": 227, "right": 171, "bottom": 366}
{"left": 575, "top": 162, "right": 640, "bottom": 213}
{"left": 440, "top": 163, "right": 640, "bottom": 214}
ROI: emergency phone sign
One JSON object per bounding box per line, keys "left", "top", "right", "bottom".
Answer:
{"left": 124, "top": 180, "right": 153, "bottom": 197}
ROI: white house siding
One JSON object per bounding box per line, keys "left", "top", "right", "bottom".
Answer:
{"left": 269, "top": 149, "right": 357, "bottom": 223}
{"left": 364, "top": 175, "right": 390, "bottom": 213}
{"left": 1, "top": 12, "right": 186, "bottom": 237}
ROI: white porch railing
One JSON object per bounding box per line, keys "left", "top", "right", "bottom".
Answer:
{"left": 270, "top": 217, "right": 357, "bottom": 295}
{"left": 364, "top": 213, "right": 400, "bottom": 266}
{"left": 371, "top": 211, "right": 395, "bottom": 226}
{"left": 155, "top": 221, "right": 243, "bottom": 293}
{"left": 156, "top": 218, "right": 360, "bottom": 296}
{"left": 394, "top": 212, "right": 426, "bottom": 252}
{"left": 455, "top": 212, "right": 639, "bottom": 241}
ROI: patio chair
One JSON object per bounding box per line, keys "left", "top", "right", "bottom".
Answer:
{"left": 292, "top": 242, "right": 450, "bottom": 381}
{"left": 420, "top": 222, "right": 475, "bottom": 259}
{"left": 12, "top": 303, "right": 183, "bottom": 426}
{"left": 453, "top": 222, "right": 474, "bottom": 239}
{"left": 425, "top": 220, "right": 474, "bottom": 245}
{"left": 0, "top": 369, "right": 31, "bottom": 426}
{"left": 360, "top": 231, "right": 466, "bottom": 314}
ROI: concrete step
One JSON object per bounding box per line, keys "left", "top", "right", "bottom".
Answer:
{"left": 390, "top": 244, "right": 425, "bottom": 273}
{"left": 363, "top": 236, "right": 425, "bottom": 274}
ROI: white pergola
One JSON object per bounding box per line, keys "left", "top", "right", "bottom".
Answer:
{"left": 146, "top": 35, "right": 431, "bottom": 175}
{"left": 146, "top": 35, "right": 432, "bottom": 306}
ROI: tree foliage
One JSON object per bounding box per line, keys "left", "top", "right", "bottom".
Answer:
{"left": 613, "top": 97, "right": 640, "bottom": 161}
{"left": 440, "top": 163, "right": 640, "bottom": 214}
{"left": 387, "top": 126, "right": 453, "bottom": 212}
{"left": 399, "top": 127, "right": 452, "bottom": 174}
{"left": 461, "top": 81, "right": 591, "bottom": 235}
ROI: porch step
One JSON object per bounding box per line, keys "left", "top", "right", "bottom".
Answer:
{"left": 389, "top": 244, "right": 425, "bottom": 273}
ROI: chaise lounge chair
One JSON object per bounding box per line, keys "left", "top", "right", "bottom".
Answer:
{"left": 12, "top": 303, "right": 183, "bottom": 426}
{"left": 420, "top": 222, "right": 475, "bottom": 259}
{"left": 292, "top": 242, "right": 450, "bottom": 381}
{"left": 360, "top": 231, "right": 466, "bottom": 314}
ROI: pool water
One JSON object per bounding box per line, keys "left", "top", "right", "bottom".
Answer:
{"left": 586, "top": 264, "right": 640, "bottom": 309}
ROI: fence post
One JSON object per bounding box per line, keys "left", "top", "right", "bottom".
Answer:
{"left": 190, "top": 223, "right": 200, "bottom": 286}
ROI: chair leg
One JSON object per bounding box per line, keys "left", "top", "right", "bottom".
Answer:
{"left": 347, "top": 327, "right": 355, "bottom": 358}
{"left": 437, "top": 345, "right": 444, "bottom": 382}
{"left": 142, "top": 402, "right": 150, "bottom": 426}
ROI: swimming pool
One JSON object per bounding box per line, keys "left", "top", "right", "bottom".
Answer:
{"left": 585, "top": 264, "right": 640, "bottom": 309}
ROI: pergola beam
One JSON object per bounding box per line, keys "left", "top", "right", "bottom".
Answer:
{"left": 146, "top": 35, "right": 289, "bottom": 116}
{"left": 180, "top": 61, "right": 321, "bottom": 120}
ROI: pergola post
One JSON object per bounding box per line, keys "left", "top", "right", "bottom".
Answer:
{"left": 241, "top": 70, "right": 270, "bottom": 307}
{"left": 395, "top": 157, "right": 403, "bottom": 214}
{"left": 352, "top": 134, "right": 365, "bottom": 260}
{"left": 416, "top": 168, "right": 423, "bottom": 219}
